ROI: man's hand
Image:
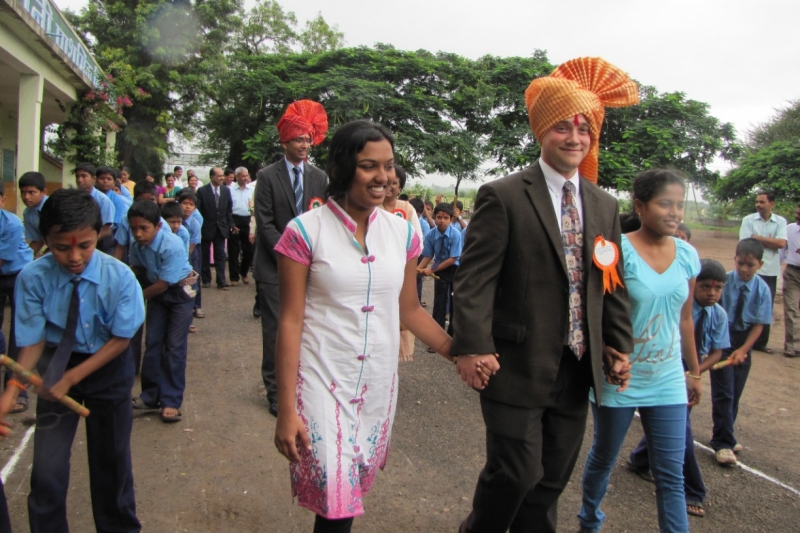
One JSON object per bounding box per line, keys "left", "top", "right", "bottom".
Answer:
{"left": 456, "top": 354, "right": 500, "bottom": 390}
{"left": 231, "top": 227, "right": 240, "bottom": 234}
{"left": 602, "top": 345, "right": 632, "bottom": 392}
{"left": 729, "top": 348, "right": 749, "bottom": 366}
{"left": 249, "top": 233, "right": 256, "bottom": 244}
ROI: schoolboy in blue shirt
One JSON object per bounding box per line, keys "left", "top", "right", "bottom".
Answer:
{"left": 712, "top": 238, "right": 772, "bottom": 465}
{"left": 628, "top": 259, "right": 730, "bottom": 517}
{"left": 97, "top": 166, "right": 132, "bottom": 229}
{"left": 0, "top": 189, "right": 34, "bottom": 414}
{"left": 74, "top": 162, "right": 116, "bottom": 249}
{"left": 18, "top": 171, "right": 48, "bottom": 256}
{"left": 128, "top": 200, "right": 195, "bottom": 423}
{"left": 0, "top": 188, "right": 144, "bottom": 533}
{"left": 418, "top": 203, "right": 462, "bottom": 338}
{"left": 161, "top": 202, "right": 191, "bottom": 256}
{"left": 178, "top": 190, "right": 204, "bottom": 320}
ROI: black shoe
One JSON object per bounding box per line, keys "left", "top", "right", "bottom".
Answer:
{"left": 268, "top": 400, "right": 278, "bottom": 417}
{"left": 202, "top": 282, "right": 211, "bottom": 288}
{"left": 253, "top": 303, "right": 261, "bottom": 318}
{"left": 625, "top": 460, "right": 655, "bottom": 483}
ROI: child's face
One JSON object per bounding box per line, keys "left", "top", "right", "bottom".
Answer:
{"left": 180, "top": 199, "right": 196, "bottom": 218}
{"left": 96, "top": 172, "right": 114, "bottom": 193}
{"left": 734, "top": 253, "right": 763, "bottom": 282}
{"left": 434, "top": 211, "right": 452, "bottom": 232}
{"left": 75, "top": 170, "right": 96, "bottom": 192}
{"left": 166, "top": 216, "right": 183, "bottom": 234}
{"left": 674, "top": 229, "right": 690, "bottom": 242}
{"left": 129, "top": 216, "right": 161, "bottom": 247}
{"left": 635, "top": 184, "right": 684, "bottom": 237}
{"left": 46, "top": 226, "right": 98, "bottom": 275}
{"left": 694, "top": 279, "right": 724, "bottom": 308}
{"left": 20, "top": 186, "right": 46, "bottom": 208}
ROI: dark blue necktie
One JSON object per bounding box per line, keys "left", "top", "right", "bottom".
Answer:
{"left": 694, "top": 309, "right": 706, "bottom": 355}
{"left": 292, "top": 167, "right": 303, "bottom": 214}
{"left": 43, "top": 277, "right": 81, "bottom": 388}
{"left": 733, "top": 285, "right": 747, "bottom": 330}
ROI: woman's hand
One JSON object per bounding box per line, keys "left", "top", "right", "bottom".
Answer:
{"left": 274, "top": 411, "right": 311, "bottom": 463}
{"left": 686, "top": 376, "right": 702, "bottom": 407}
{"left": 456, "top": 354, "right": 500, "bottom": 390}
{"left": 602, "top": 345, "right": 631, "bottom": 392}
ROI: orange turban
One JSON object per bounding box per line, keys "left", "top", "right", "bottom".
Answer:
{"left": 276, "top": 100, "right": 328, "bottom": 145}
{"left": 524, "top": 57, "right": 639, "bottom": 182}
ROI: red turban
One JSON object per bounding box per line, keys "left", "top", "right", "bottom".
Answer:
{"left": 524, "top": 57, "right": 639, "bottom": 183}
{"left": 276, "top": 100, "right": 328, "bottom": 145}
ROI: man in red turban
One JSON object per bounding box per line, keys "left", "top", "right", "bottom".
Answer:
{"left": 451, "top": 58, "right": 636, "bottom": 533}
{"left": 253, "top": 100, "right": 329, "bottom": 416}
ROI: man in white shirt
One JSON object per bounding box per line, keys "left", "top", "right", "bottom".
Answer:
{"left": 739, "top": 191, "right": 788, "bottom": 352}
{"left": 782, "top": 205, "right": 800, "bottom": 357}
{"left": 228, "top": 167, "right": 255, "bottom": 285}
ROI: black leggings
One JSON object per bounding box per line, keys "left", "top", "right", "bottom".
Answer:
{"left": 313, "top": 515, "right": 354, "bottom": 533}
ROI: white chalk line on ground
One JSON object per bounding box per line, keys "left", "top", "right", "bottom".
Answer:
{"left": 632, "top": 411, "right": 800, "bottom": 498}
{"left": 1, "top": 425, "right": 35, "bottom": 484}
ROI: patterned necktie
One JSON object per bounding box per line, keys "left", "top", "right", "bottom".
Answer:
{"left": 43, "top": 277, "right": 81, "bottom": 388}
{"left": 694, "top": 309, "right": 706, "bottom": 355}
{"left": 213, "top": 186, "right": 219, "bottom": 207}
{"left": 733, "top": 285, "right": 747, "bottom": 330}
{"left": 562, "top": 182, "right": 586, "bottom": 359}
{"left": 292, "top": 167, "right": 303, "bottom": 214}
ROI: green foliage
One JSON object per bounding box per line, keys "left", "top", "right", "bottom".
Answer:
{"left": 715, "top": 140, "right": 800, "bottom": 203}
{"left": 747, "top": 100, "right": 800, "bottom": 149}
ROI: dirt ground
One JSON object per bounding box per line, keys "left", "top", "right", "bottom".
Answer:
{"left": 1, "top": 228, "right": 799, "bottom": 532}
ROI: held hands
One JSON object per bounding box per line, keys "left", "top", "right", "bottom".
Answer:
{"left": 274, "top": 411, "right": 311, "bottom": 463}
{"left": 602, "top": 345, "right": 632, "bottom": 392}
{"left": 456, "top": 354, "right": 500, "bottom": 390}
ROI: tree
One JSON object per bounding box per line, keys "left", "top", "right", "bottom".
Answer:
{"left": 714, "top": 100, "right": 800, "bottom": 203}
{"left": 67, "top": 0, "right": 241, "bottom": 179}
{"left": 297, "top": 13, "right": 345, "bottom": 54}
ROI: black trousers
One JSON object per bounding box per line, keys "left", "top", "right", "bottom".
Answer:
{"left": 432, "top": 265, "right": 456, "bottom": 335}
{"left": 753, "top": 274, "right": 777, "bottom": 350}
{"left": 201, "top": 230, "right": 227, "bottom": 287}
{"left": 228, "top": 215, "right": 254, "bottom": 282}
{"left": 29, "top": 349, "right": 139, "bottom": 533}
{"left": 463, "top": 348, "right": 593, "bottom": 533}
{"left": 257, "top": 281, "right": 280, "bottom": 402}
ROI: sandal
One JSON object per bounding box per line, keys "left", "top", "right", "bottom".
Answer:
{"left": 193, "top": 309, "right": 205, "bottom": 319}
{"left": 763, "top": 347, "right": 773, "bottom": 354}
{"left": 161, "top": 407, "right": 182, "bottom": 423}
{"left": 686, "top": 501, "right": 705, "bottom": 517}
{"left": 9, "top": 398, "right": 28, "bottom": 414}
{"left": 188, "top": 325, "right": 197, "bottom": 333}
{"left": 132, "top": 397, "right": 159, "bottom": 410}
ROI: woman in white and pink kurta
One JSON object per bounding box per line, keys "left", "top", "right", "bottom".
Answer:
{"left": 273, "top": 121, "right": 499, "bottom": 533}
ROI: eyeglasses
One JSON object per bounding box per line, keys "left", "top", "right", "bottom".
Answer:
{"left": 290, "top": 137, "right": 313, "bottom": 145}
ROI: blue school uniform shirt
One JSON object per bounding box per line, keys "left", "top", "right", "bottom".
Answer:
{"left": 419, "top": 216, "right": 431, "bottom": 236}
{"left": 720, "top": 271, "right": 772, "bottom": 331}
{"left": 594, "top": 236, "right": 700, "bottom": 408}
{"left": 118, "top": 185, "right": 131, "bottom": 199}
{"left": 0, "top": 210, "right": 33, "bottom": 275}
{"left": 693, "top": 300, "right": 730, "bottom": 358}
{"left": 115, "top": 216, "right": 170, "bottom": 247}
{"left": 23, "top": 195, "right": 47, "bottom": 242}
{"left": 188, "top": 209, "right": 203, "bottom": 227}
{"left": 128, "top": 228, "right": 192, "bottom": 284}
{"left": 14, "top": 252, "right": 144, "bottom": 351}
{"left": 421, "top": 224, "right": 462, "bottom": 269}
{"left": 104, "top": 190, "right": 132, "bottom": 227}
{"left": 173, "top": 225, "right": 190, "bottom": 256}
{"left": 88, "top": 186, "right": 116, "bottom": 227}
{"left": 183, "top": 216, "right": 201, "bottom": 245}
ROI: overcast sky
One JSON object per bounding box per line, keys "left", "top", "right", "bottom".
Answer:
{"left": 56, "top": 0, "right": 800, "bottom": 186}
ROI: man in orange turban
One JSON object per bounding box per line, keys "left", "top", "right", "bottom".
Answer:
{"left": 253, "top": 100, "right": 328, "bottom": 416}
{"left": 451, "top": 58, "right": 636, "bottom": 533}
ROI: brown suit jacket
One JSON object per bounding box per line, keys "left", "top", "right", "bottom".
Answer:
{"left": 451, "top": 161, "right": 633, "bottom": 408}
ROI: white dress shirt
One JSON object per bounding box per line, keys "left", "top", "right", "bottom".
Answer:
{"left": 539, "top": 159, "right": 583, "bottom": 235}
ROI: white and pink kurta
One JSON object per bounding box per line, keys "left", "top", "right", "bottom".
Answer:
{"left": 275, "top": 199, "right": 421, "bottom": 519}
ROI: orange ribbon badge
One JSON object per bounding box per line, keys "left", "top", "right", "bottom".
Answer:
{"left": 592, "top": 235, "right": 623, "bottom": 294}
{"left": 308, "top": 197, "right": 325, "bottom": 210}
{"left": 392, "top": 208, "right": 407, "bottom": 219}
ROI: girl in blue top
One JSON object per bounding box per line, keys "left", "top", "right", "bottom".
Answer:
{"left": 578, "top": 169, "right": 702, "bottom": 533}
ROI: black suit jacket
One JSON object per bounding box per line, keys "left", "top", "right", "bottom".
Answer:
{"left": 196, "top": 183, "right": 235, "bottom": 240}
{"left": 252, "top": 158, "right": 327, "bottom": 284}
{"left": 451, "top": 161, "right": 633, "bottom": 408}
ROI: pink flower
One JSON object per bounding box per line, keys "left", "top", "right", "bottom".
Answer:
{"left": 86, "top": 90, "right": 96, "bottom": 101}
{"left": 106, "top": 74, "right": 114, "bottom": 81}
{"left": 137, "top": 87, "right": 148, "bottom": 96}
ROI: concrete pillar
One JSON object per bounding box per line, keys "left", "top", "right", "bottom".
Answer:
{"left": 16, "top": 73, "right": 44, "bottom": 217}
{"left": 106, "top": 130, "right": 116, "bottom": 161}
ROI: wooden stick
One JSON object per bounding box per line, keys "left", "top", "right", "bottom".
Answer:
{"left": 711, "top": 359, "right": 734, "bottom": 370}
{"left": 0, "top": 355, "right": 90, "bottom": 417}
